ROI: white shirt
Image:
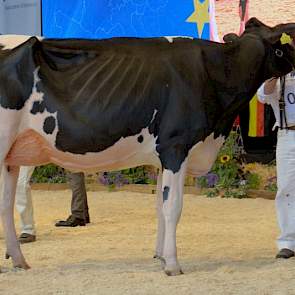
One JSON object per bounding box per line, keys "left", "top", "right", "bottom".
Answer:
{"left": 257, "top": 72, "right": 295, "bottom": 128}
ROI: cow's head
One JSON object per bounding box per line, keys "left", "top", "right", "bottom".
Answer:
{"left": 224, "top": 17, "right": 295, "bottom": 78}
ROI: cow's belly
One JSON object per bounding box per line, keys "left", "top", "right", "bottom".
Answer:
{"left": 5, "top": 128, "right": 161, "bottom": 172}
{"left": 187, "top": 133, "right": 225, "bottom": 176}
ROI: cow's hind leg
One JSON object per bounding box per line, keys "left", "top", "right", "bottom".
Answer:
{"left": 154, "top": 171, "right": 165, "bottom": 264}
{"left": 161, "top": 160, "right": 187, "bottom": 276}
{"left": 0, "top": 165, "right": 30, "bottom": 269}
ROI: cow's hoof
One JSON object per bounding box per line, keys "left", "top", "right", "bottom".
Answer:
{"left": 13, "top": 261, "right": 30, "bottom": 270}
{"left": 12, "top": 266, "right": 26, "bottom": 272}
{"left": 153, "top": 254, "right": 164, "bottom": 262}
{"left": 9, "top": 254, "right": 30, "bottom": 270}
{"left": 154, "top": 255, "right": 166, "bottom": 269}
{"left": 164, "top": 265, "right": 184, "bottom": 276}
{"left": 164, "top": 268, "right": 184, "bottom": 276}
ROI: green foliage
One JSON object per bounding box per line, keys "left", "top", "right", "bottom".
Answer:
{"left": 245, "top": 172, "right": 261, "bottom": 189}
{"left": 264, "top": 176, "right": 277, "bottom": 191}
{"left": 98, "top": 166, "right": 158, "bottom": 189}
{"left": 199, "top": 131, "right": 259, "bottom": 198}
{"left": 120, "top": 167, "right": 157, "bottom": 185}
{"left": 196, "top": 175, "right": 208, "bottom": 189}
{"left": 31, "top": 163, "right": 158, "bottom": 186}
{"left": 31, "top": 164, "right": 66, "bottom": 183}
{"left": 206, "top": 187, "right": 220, "bottom": 198}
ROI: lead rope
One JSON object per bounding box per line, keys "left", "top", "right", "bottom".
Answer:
{"left": 279, "top": 76, "right": 288, "bottom": 129}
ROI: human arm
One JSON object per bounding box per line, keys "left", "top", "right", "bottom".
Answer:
{"left": 257, "top": 77, "right": 280, "bottom": 104}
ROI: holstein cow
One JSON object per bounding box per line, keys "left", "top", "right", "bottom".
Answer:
{"left": 1, "top": 18, "right": 295, "bottom": 275}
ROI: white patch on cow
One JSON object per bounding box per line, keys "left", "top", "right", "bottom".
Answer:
{"left": 187, "top": 133, "right": 225, "bottom": 176}
{"left": 151, "top": 109, "right": 158, "bottom": 123}
{"left": 164, "top": 36, "right": 194, "bottom": 43}
{"left": 0, "top": 106, "right": 22, "bottom": 161}
{"left": 161, "top": 159, "right": 187, "bottom": 274}
{"left": 19, "top": 68, "right": 58, "bottom": 144}
{"left": 162, "top": 160, "right": 187, "bottom": 191}
{"left": 46, "top": 126, "right": 161, "bottom": 172}
{"left": 0, "top": 35, "right": 43, "bottom": 50}
{"left": 0, "top": 107, "right": 21, "bottom": 135}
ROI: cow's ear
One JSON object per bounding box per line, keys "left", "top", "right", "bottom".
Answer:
{"left": 245, "top": 17, "right": 267, "bottom": 30}
{"left": 267, "top": 23, "right": 295, "bottom": 43}
{"left": 223, "top": 33, "right": 239, "bottom": 43}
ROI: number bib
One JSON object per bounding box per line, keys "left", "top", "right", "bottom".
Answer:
{"left": 284, "top": 79, "right": 295, "bottom": 124}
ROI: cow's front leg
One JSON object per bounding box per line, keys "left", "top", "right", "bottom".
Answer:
{"left": 0, "top": 165, "right": 30, "bottom": 269}
{"left": 154, "top": 170, "right": 165, "bottom": 262}
{"left": 161, "top": 160, "right": 187, "bottom": 276}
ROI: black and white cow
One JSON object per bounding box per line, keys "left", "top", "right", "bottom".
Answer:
{"left": 1, "top": 18, "right": 295, "bottom": 275}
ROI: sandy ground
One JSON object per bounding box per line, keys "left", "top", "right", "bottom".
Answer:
{"left": 0, "top": 190, "right": 295, "bottom": 295}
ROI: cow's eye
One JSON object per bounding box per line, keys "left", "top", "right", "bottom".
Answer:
{"left": 275, "top": 49, "right": 284, "bottom": 58}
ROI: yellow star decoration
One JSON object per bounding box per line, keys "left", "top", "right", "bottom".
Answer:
{"left": 186, "top": 0, "right": 210, "bottom": 38}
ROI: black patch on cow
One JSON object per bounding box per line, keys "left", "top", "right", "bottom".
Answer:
{"left": 137, "top": 135, "right": 144, "bottom": 143}
{"left": 163, "top": 186, "right": 170, "bottom": 202}
{"left": 30, "top": 100, "right": 46, "bottom": 114}
{"left": 0, "top": 37, "right": 38, "bottom": 110}
{"left": 43, "top": 116, "right": 56, "bottom": 134}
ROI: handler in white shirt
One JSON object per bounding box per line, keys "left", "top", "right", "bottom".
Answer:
{"left": 257, "top": 70, "right": 295, "bottom": 259}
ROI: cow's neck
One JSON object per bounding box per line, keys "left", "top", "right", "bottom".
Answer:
{"left": 206, "top": 40, "right": 268, "bottom": 137}
{"left": 213, "top": 40, "right": 268, "bottom": 107}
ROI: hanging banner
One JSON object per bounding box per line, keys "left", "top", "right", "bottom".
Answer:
{"left": 209, "top": 0, "right": 220, "bottom": 42}
{"left": 186, "top": 0, "right": 219, "bottom": 41}
{"left": 42, "top": 0, "right": 199, "bottom": 38}
{"left": 239, "top": 0, "right": 249, "bottom": 35}
{"left": 0, "top": 0, "right": 41, "bottom": 35}
{"left": 239, "top": 0, "right": 268, "bottom": 137}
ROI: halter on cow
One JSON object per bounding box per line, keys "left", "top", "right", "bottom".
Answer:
{"left": 0, "top": 17, "right": 295, "bottom": 275}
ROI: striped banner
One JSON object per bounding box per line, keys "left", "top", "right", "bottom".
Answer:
{"left": 248, "top": 94, "right": 265, "bottom": 137}
{"left": 209, "top": 0, "right": 220, "bottom": 42}
{"left": 239, "top": 0, "right": 249, "bottom": 35}
{"left": 239, "top": 0, "right": 265, "bottom": 137}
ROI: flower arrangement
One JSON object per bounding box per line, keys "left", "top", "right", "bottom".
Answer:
{"left": 31, "top": 164, "right": 66, "bottom": 183}
{"left": 196, "top": 131, "right": 266, "bottom": 198}
{"left": 97, "top": 166, "right": 157, "bottom": 190}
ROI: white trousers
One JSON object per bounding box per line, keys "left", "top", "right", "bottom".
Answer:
{"left": 15, "top": 166, "right": 36, "bottom": 235}
{"left": 276, "top": 129, "right": 295, "bottom": 250}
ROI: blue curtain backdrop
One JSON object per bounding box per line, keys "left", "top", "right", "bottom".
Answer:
{"left": 41, "top": 0, "right": 209, "bottom": 39}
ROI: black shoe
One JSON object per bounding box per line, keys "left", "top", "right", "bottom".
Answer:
{"left": 276, "top": 248, "right": 295, "bottom": 259}
{"left": 18, "top": 233, "right": 36, "bottom": 244}
{"left": 55, "top": 215, "right": 86, "bottom": 227}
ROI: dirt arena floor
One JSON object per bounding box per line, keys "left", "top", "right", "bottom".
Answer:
{"left": 1, "top": 190, "right": 295, "bottom": 295}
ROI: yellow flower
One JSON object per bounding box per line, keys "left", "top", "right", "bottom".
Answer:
{"left": 220, "top": 155, "right": 230, "bottom": 163}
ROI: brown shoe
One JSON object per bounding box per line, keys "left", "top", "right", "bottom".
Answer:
{"left": 276, "top": 248, "right": 295, "bottom": 259}
{"left": 55, "top": 215, "right": 86, "bottom": 227}
{"left": 18, "top": 233, "right": 36, "bottom": 244}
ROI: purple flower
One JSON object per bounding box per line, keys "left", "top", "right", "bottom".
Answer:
{"left": 98, "top": 171, "right": 129, "bottom": 187}
{"left": 147, "top": 171, "right": 158, "bottom": 183}
{"left": 206, "top": 173, "right": 219, "bottom": 188}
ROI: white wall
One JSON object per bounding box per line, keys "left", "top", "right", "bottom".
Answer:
{"left": 0, "top": 0, "right": 41, "bottom": 35}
